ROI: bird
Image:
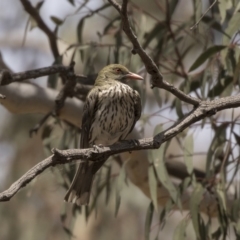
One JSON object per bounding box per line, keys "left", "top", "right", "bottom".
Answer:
{"left": 64, "top": 64, "right": 142, "bottom": 205}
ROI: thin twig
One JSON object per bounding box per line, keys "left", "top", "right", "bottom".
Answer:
{"left": 190, "top": 0, "right": 218, "bottom": 30}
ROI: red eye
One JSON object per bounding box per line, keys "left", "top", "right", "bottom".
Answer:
{"left": 115, "top": 68, "right": 121, "bottom": 74}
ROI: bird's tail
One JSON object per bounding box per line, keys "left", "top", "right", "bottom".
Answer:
{"left": 64, "top": 161, "right": 94, "bottom": 205}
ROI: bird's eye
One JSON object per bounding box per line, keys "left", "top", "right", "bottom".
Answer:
{"left": 115, "top": 68, "right": 122, "bottom": 74}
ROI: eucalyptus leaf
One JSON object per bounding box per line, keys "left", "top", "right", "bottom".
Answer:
{"left": 184, "top": 134, "right": 194, "bottom": 175}
{"left": 145, "top": 202, "right": 154, "bottom": 240}
{"left": 50, "top": 16, "right": 64, "bottom": 25}
{"left": 148, "top": 164, "right": 158, "bottom": 211}
{"left": 189, "top": 45, "right": 226, "bottom": 72}
{"left": 190, "top": 183, "right": 204, "bottom": 239}
{"left": 173, "top": 218, "right": 188, "bottom": 240}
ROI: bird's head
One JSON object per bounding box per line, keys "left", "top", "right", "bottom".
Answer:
{"left": 95, "top": 64, "right": 143, "bottom": 85}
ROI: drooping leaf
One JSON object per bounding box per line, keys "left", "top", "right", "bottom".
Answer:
{"left": 151, "top": 146, "right": 181, "bottom": 208}
{"left": 159, "top": 199, "right": 173, "bottom": 230}
{"left": 168, "top": 0, "right": 179, "bottom": 17}
{"left": 208, "top": 76, "right": 233, "bottom": 98}
{"left": 173, "top": 218, "right": 188, "bottom": 240}
{"left": 175, "top": 98, "right": 184, "bottom": 119}
{"left": 216, "top": 183, "right": 227, "bottom": 212}
{"left": 36, "top": 1, "right": 44, "bottom": 10}
{"left": 189, "top": 45, "right": 227, "bottom": 72}
{"left": 212, "top": 227, "right": 222, "bottom": 239}
{"left": 233, "top": 54, "right": 240, "bottom": 85}
{"left": 190, "top": 183, "right": 204, "bottom": 239}
{"left": 77, "top": 18, "right": 85, "bottom": 61}
{"left": 223, "top": 12, "right": 240, "bottom": 46}
{"left": 154, "top": 123, "right": 163, "bottom": 136}
{"left": 114, "top": 194, "right": 121, "bottom": 217}
{"left": 205, "top": 124, "right": 226, "bottom": 177}
{"left": 218, "top": 0, "right": 232, "bottom": 23}
{"left": 153, "top": 88, "right": 162, "bottom": 108}
{"left": 233, "top": 132, "right": 240, "bottom": 145}
{"left": 67, "top": 0, "right": 75, "bottom": 6}
{"left": 105, "top": 165, "right": 112, "bottom": 205}
{"left": 143, "top": 22, "right": 166, "bottom": 49}
{"left": 148, "top": 164, "right": 158, "bottom": 211}
{"left": 202, "top": 16, "right": 230, "bottom": 37}
{"left": 50, "top": 16, "right": 64, "bottom": 25}
{"left": 145, "top": 202, "right": 154, "bottom": 240}
{"left": 184, "top": 134, "right": 194, "bottom": 174}
{"left": 103, "top": 16, "right": 121, "bottom": 35}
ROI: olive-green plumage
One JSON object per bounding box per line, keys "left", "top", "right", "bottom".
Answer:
{"left": 64, "top": 64, "right": 142, "bottom": 205}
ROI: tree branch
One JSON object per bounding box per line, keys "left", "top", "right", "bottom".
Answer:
{"left": 20, "top": 0, "right": 59, "bottom": 59}
{"left": 108, "top": 0, "right": 201, "bottom": 106}
{"left": 0, "top": 65, "right": 71, "bottom": 86}
{"left": 1, "top": 92, "right": 240, "bottom": 208}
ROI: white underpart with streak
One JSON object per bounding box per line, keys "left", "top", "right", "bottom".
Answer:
{"left": 89, "top": 82, "right": 137, "bottom": 146}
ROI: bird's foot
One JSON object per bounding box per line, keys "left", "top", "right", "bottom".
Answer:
{"left": 93, "top": 144, "right": 104, "bottom": 152}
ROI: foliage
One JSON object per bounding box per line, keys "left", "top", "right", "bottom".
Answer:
{"left": 2, "top": 0, "right": 240, "bottom": 239}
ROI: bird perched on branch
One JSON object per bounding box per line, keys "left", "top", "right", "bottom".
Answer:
{"left": 64, "top": 64, "right": 142, "bottom": 205}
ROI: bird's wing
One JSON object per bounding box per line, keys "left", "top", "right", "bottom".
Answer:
{"left": 80, "top": 89, "right": 98, "bottom": 148}
{"left": 64, "top": 89, "right": 99, "bottom": 205}
{"left": 128, "top": 90, "right": 142, "bottom": 134}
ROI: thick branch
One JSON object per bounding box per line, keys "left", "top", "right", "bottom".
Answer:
{"left": 0, "top": 65, "right": 71, "bottom": 86}
{"left": 108, "top": 0, "right": 201, "bottom": 106}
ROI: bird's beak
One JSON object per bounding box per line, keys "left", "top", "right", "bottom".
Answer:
{"left": 125, "top": 72, "right": 143, "bottom": 80}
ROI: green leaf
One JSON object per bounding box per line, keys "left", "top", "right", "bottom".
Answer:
{"left": 150, "top": 146, "right": 180, "bottom": 208}
{"left": 202, "top": 16, "right": 230, "bottom": 37}
{"left": 173, "top": 218, "right": 188, "bottom": 240}
{"left": 178, "top": 176, "right": 192, "bottom": 195}
{"left": 114, "top": 194, "right": 121, "bottom": 217}
{"left": 176, "top": 98, "right": 184, "bottom": 119}
{"left": 208, "top": 76, "right": 233, "bottom": 98}
{"left": 36, "top": 1, "right": 44, "bottom": 10}
{"left": 77, "top": 18, "right": 85, "bottom": 61}
{"left": 190, "top": 183, "right": 204, "bottom": 239}
{"left": 50, "top": 16, "right": 64, "bottom": 25}
{"left": 218, "top": 0, "right": 232, "bottom": 23}
{"left": 235, "top": 219, "right": 240, "bottom": 237}
{"left": 234, "top": 132, "right": 240, "bottom": 145}
{"left": 103, "top": 16, "right": 121, "bottom": 35}
{"left": 205, "top": 124, "right": 226, "bottom": 177}
{"left": 168, "top": 0, "right": 179, "bottom": 17}
{"left": 153, "top": 88, "right": 162, "bottom": 108}
{"left": 184, "top": 134, "right": 194, "bottom": 174}
{"left": 223, "top": 12, "right": 240, "bottom": 46}
{"left": 145, "top": 202, "right": 154, "bottom": 240}
{"left": 153, "top": 123, "right": 163, "bottom": 135}
{"left": 148, "top": 164, "right": 158, "bottom": 212}
{"left": 105, "top": 165, "right": 112, "bottom": 205}
{"left": 143, "top": 22, "right": 166, "bottom": 49}
{"left": 159, "top": 199, "right": 173, "bottom": 229}
{"left": 189, "top": 45, "right": 227, "bottom": 72}
{"left": 216, "top": 183, "right": 227, "bottom": 212}
{"left": 67, "top": 0, "right": 75, "bottom": 6}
